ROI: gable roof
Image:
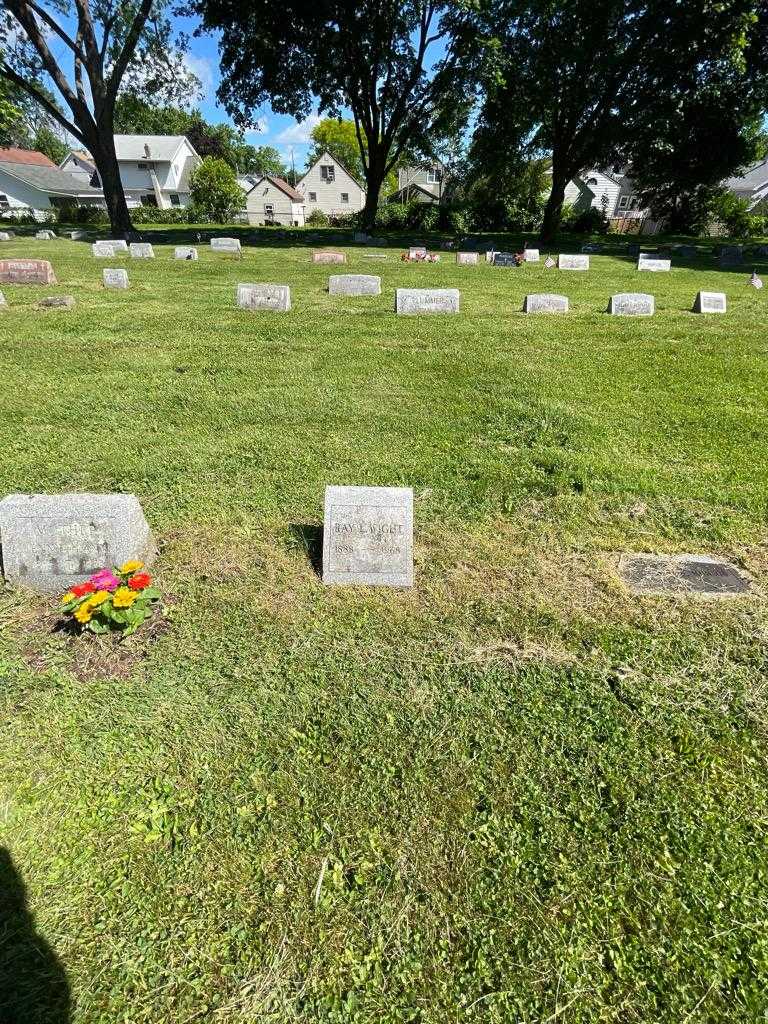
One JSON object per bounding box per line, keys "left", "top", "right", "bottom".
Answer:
{"left": 62, "top": 150, "right": 96, "bottom": 170}
{"left": 298, "top": 150, "right": 365, "bottom": 191}
{"left": 725, "top": 157, "right": 768, "bottom": 195}
{"left": 388, "top": 181, "right": 440, "bottom": 203}
{"left": 113, "top": 134, "right": 193, "bottom": 162}
{"left": 248, "top": 174, "right": 305, "bottom": 202}
{"left": 0, "top": 161, "right": 103, "bottom": 197}
{"left": 0, "top": 148, "right": 56, "bottom": 167}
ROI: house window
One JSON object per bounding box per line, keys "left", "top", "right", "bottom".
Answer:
{"left": 264, "top": 204, "right": 275, "bottom": 218}
{"left": 0, "top": 194, "right": 9, "bottom": 210}
{"left": 137, "top": 161, "right": 156, "bottom": 170}
{"left": 309, "top": 191, "right": 317, "bottom": 201}
{"left": 340, "top": 192, "right": 349, "bottom": 203}
{"left": 169, "top": 193, "right": 181, "bottom": 206}
{"left": 629, "top": 195, "right": 640, "bottom": 210}
{"left": 427, "top": 168, "right": 442, "bottom": 184}
{"left": 320, "top": 165, "right": 335, "bottom": 182}
{"left": 617, "top": 195, "right": 630, "bottom": 210}
{"left": 140, "top": 194, "right": 158, "bottom": 207}
{"left": 586, "top": 176, "right": 598, "bottom": 187}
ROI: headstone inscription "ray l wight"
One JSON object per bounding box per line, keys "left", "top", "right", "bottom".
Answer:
{"left": 0, "top": 493, "right": 156, "bottom": 593}
{"left": 103, "top": 268, "right": 129, "bottom": 289}
{"left": 523, "top": 293, "right": 569, "bottom": 313}
{"left": 322, "top": 485, "right": 414, "bottom": 587}
{"left": 236, "top": 283, "right": 291, "bottom": 311}
{"left": 0, "top": 259, "right": 57, "bottom": 285}
{"left": 618, "top": 554, "right": 750, "bottom": 596}
{"left": 396, "top": 288, "right": 460, "bottom": 314}
{"left": 608, "top": 293, "right": 654, "bottom": 316}
{"left": 328, "top": 275, "right": 381, "bottom": 296}
{"left": 693, "top": 291, "right": 726, "bottom": 313}
{"left": 558, "top": 254, "right": 589, "bottom": 270}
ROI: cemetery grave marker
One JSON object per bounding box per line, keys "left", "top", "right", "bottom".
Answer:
{"left": 0, "top": 493, "right": 156, "bottom": 593}
{"left": 609, "top": 293, "right": 654, "bottom": 316}
{"left": 396, "top": 288, "right": 460, "bottom": 315}
{"left": 618, "top": 554, "right": 750, "bottom": 597}
{"left": 68, "top": 230, "right": 89, "bottom": 241}
{"left": 312, "top": 251, "right": 346, "bottom": 264}
{"left": 637, "top": 253, "right": 671, "bottom": 272}
{"left": 35, "top": 229, "right": 56, "bottom": 240}
{"left": 558, "top": 254, "right": 589, "bottom": 270}
{"left": 492, "top": 252, "right": 518, "bottom": 268}
{"left": 523, "top": 248, "right": 540, "bottom": 262}
{"left": 236, "top": 283, "right": 291, "bottom": 311}
{"left": 92, "top": 242, "right": 116, "bottom": 257}
{"left": 693, "top": 291, "right": 727, "bottom": 313}
{"left": 329, "top": 274, "right": 381, "bottom": 296}
{"left": 130, "top": 242, "right": 155, "bottom": 258}
{"left": 0, "top": 259, "right": 57, "bottom": 285}
{"left": 211, "top": 237, "right": 242, "bottom": 255}
{"left": 95, "top": 239, "right": 128, "bottom": 252}
{"left": 174, "top": 246, "right": 199, "bottom": 260}
{"left": 523, "top": 293, "right": 569, "bottom": 313}
{"left": 103, "top": 268, "right": 129, "bottom": 289}
{"left": 38, "top": 295, "right": 75, "bottom": 309}
{"left": 408, "top": 246, "right": 427, "bottom": 259}
{"left": 719, "top": 245, "right": 743, "bottom": 267}
{"left": 353, "top": 232, "right": 370, "bottom": 243}
{"left": 456, "top": 251, "right": 479, "bottom": 265}
{"left": 0, "top": 232, "right": 11, "bottom": 241}
{"left": 322, "top": 485, "right": 414, "bottom": 587}
{"left": 0, "top": 291, "right": 6, "bottom": 306}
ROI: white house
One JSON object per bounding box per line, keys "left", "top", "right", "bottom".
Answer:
{"left": 724, "top": 157, "right": 768, "bottom": 208}
{"left": 297, "top": 151, "right": 365, "bottom": 216}
{"left": 390, "top": 163, "right": 447, "bottom": 204}
{"left": 564, "top": 168, "right": 639, "bottom": 217}
{"left": 0, "top": 147, "right": 104, "bottom": 220}
{"left": 243, "top": 175, "right": 305, "bottom": 226}
{"left": 61, "top": 135, "right": 202, "bottom": 209}
{"left": 59, "top": 149, "right": 98, "bottom": 187}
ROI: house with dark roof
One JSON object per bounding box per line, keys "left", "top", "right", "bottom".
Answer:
{"left": 0, "top": 148, "right": 104, "bottom": 219}
{"left": 244, "top": 174, "right": 306, "bottom": 226}
{"left": 297, "top": 151, "right": 365, "bottom": 217}
{"left": 724, "top": 158, "right": 768, "bottom": 208}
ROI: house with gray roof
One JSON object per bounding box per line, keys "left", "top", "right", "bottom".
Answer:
{"left": 724, "top": 157, "right": 768, "bottom": 208}
{"left": 0, "top": 147, "right": 104, "bottom": 220}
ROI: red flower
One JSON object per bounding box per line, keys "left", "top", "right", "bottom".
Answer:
{"left": 71, "top": 581, "right": 96, "bottom": 597}
{"left": 128, "top": 572, "right": 152, "bottom": 591}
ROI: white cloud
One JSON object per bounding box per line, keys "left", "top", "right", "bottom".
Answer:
{"left": 183, "top": 53, "right": 216, "bottom": 98}
{"left": 276, "top": 114, "right": 322, "bottom": 145}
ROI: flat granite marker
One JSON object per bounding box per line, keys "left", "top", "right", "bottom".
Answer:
{"left": 523, "top": 248, "right": 540, "bottom": 262}
{"left": 492, "top": 253, "right": 518, "bottom": 267}
{"left": 456, "top": 251, "right": 479, "bottom": 265}
{"left": 103, "top": 268, "right": 129, "bottom": 289}
{"left": 322, "top": 485, "right": 414, "bottom": 587}
{"left": 312, "top": 251, "right": 346, "bottom": 264}
{"left": 0, "top": 291, "right": 6, "bottom": 307}
{"left": 523, "top": 293, "right": 569, "bottom": 313}
{"left": 558, "top": 254, "right": 589, "bottom": 270}
{"left": 236, "top": 283, "right": 290, "bottom": 311}
{"left": 38, "top": 295, "right": 75, "bottom": 309}
{"left": 174, "top": 246, "right": 198, "bottom": 260}
{"left": 92, "top": 242, "right": 116, "bottom": 258}
{"left": 693, "top": 290, "right": 726, "bottom": 313}
{"left": 638, "top": 253, "right": 671, "bottom": 271}
{"left": 329, "top": 274, "right": 381, "bottom": 296}
{"left": 396, "top": 288, "right": 459, "bottom": 314}
{"left": 609, "top": 293, "right": 654, "bottom": 316}
{"left": 618, "top": 554, "right": 750, "bottom": 597}
{"left": 0, "top": 259, "right": 57, "bottom": 285}
{"left": 211, "top": 237, "right": 242, "bottom": 255}
{"left": 0, "top": 493, "right": 156, "bottom": 593}
{"left": 130, "top": 242, "right": 154, "bottom": 258}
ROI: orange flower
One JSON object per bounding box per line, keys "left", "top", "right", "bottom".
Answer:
{"left": 128, "top": 572, "right": 152, "bottom": 591}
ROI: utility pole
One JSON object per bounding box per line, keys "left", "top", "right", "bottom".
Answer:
{"left": 290, "top": 147, "right": 296, "bottom": 185}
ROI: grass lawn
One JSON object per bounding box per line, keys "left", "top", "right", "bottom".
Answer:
{"left": 1, "top": 227, "right": 767, "bottom": 1023}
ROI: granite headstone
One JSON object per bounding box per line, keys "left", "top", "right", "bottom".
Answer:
{"left": 0, "top": 259, "right": 57, "bottom": 285}
{"left": 329, "top": 274, "right": 381, "bottom": 296}
{"left": 236, "top": 283, "right": 291, "bottom": 311}
{"left": 456, "top": 251, "right": 479, "bottom": 265}
{"left": 103, "top": 268, "right": 129, "bottom": 289}
{"left": 693, "top": 290, "right": 726, "bottom": 313}
{"left": 396, "top": 288, "right": 459, "bottom": 314}
{"left": 558, "top": 254, "right": 589, "bottom": 270}
{"left": 211, "top": 237, "right": 242, "bottom": 254}
{"left": 618, "top": 553, "right": 750, "bottom": 596}
{"left": 523, "top": 293, "right": 569, "bottom": 313}
{"left": 174, "top": 246, "right": 198, "bottom": 260}
{"left": 130, "top": 242, "right": 155, "bottom": 258}
{"left": 312, "top": 251, "right": 346, "bottom": 264}
{"left": 608, "top": 293, "right": 654, "bottom": 316}
{"left": 322, "top": 485, "right": 413, "bottom": 587}
{"left": 638, "top": 254, "right": 671, "bottom": 271}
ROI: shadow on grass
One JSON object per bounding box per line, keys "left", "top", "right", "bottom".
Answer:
{"left": 0, "top": 848, "right": 70, "bottom": 1023}
{"left": 287, "top": 524, "right": 323, "bottom": 578}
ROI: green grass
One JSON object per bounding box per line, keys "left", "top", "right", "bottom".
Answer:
{"left": 1, "top": 228, "right": 767, "bottom": 1023}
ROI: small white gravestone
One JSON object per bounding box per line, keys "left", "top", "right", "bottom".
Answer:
{"left": 130, "top": 242, "right": 154, "bottom": 258}
{"left": 408, "top": 246, "right": 427, "bottom": 259}
{"left": 609, "top": 293, "right": 655, "bottom": 316}
{"left": 236, "top": 283, "right": 290, "bottom": 311}
{"left": 637, "top": 254, "right": 671, "bottom": 272}
{"left": 0, "top": 232, "right": 11, "bottom": 242}
{"left": 174, "top": 246, "right": 198, "bottom": 260}
{"left": 96, "top": 239, "right": 128, "bottom": 252}
{"left": 456, "top": 251, "right": 479, "bottom": 265}
{"left": 396, "top": 288, "right": 460, "bottom": 315}
{"left": 523, "top": 293, "right": 569, "bottom": 313}
{"left": 329, "top": 274, "right": 381, "bottom": 296}
{"left": 558, "top": 254, "right": 589, "bottom": 270}
{"left": 485, "top": 250, "right": 497, "bottom": 263}
{"left": 38, "top": 295, "right": 75, "bottom": 309}
{"left": 92, "top": 241, "right": 116, "bottom": 258}
{"left": 312, "top": 251, "right": 346, "bottom": 264}
{"left": 103, "top": 268, "right": 128, "bottom": 289}
{"left": 523, "top": 248, "right": 540, "bottom": 262}
{"left": 36, "top": 229, "right": 56, "bottom": 240}
{"left": 68, "top": 229, "right": 88, "bottom": 241}
{"left": 322, "top": 485, "right": 414, "bottom": 587}
{"left": 0, "top": 493, "right": 156, "bottom": 593}
{"left": 0, "top": 291, "right": 6, "bottom": 306}
{"left": 693, "top": 291, "right": 726, "bottom": 313}
{"left": 211, "top": 237, "right": 241, "bottom": 255}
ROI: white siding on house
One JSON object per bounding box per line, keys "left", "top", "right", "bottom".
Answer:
{"left": 564, "top": 171, "right": 622, "bottom": 215}
{"left": 396, "top": 165, "right": 445, "bottom": 200}
{"left": 245, "top": 179, "right": 305, "bottom": 226}
{"left": 0, "top": 169, "right": 52, "bottom": 214}
{"left": 297, "top": 152, "right": 365, "bottom": 216}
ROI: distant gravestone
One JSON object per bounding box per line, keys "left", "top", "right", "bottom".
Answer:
{"left": 719, "top": 245, "right": 743, "bottom": 267}
{"left": 92, "top": 242, "right": 116, "bottom": 258}
{"left": 329, "top": 274, "right": 381, "bottom": 296}
{"left": 485, "top": 250, "right": 496, "bottom": 263}
{"left": 609, "top": 293, "right": 654, "bottom": 316}
{"left": 130, "top": 242, "right": 154, "bottom": 258}
{"left": 523, "top": 248, "right": 540, "bottom": 262}
{"left": 174, "top": 246, "right": 198, "bottom": 260}
{"left": 38, "top": 295, "right": 75, "bottom": 309}
{"left": 96, "top": 239, "right": 128, "bottom": 252}
{"left": 236, "top": 282, "right": 290, "bottom": 311}
{"left": 362, "top": 253, "right": 388, "bottom": 260}
{"left": 396, "top": 288, "right": 459, "bottom": 315}
{"left": 618, "top": 553, "right": 750, "bottom": 597}
{"left": 493, "top": 253, "right": 518, "bottom": 268}
{"left": 456, "top": 251, "right": 479, "bottom": 265}
{"left": 673, "top": 244, "right": 696, "bottom": 258}
{"left": 408, "top": 246, "right": 427, "bottom": 259}
{"left": 0, "top": 493, "right": 156, "bottom": 594}
{"left": 211, "top": 237, "right": 242, "bottom": 255}
{"left": 0, "top": 259, "right": 57, "bottom": 285}
{"left": 103, "top": 268, "right": 129, "bottom": 289}
{"left": 35, "top": 229, "right": 56, "bottom": 240}
{"left": 0, "top": 291, "right": 6, "bottom": 306}
{"left": 353, "top": 232, "right": 370, "bottom": 243}
{"left": 693, "top": 290, "right": 726, "bottom": 313}
{"left": 638, "top": 253, "right": 671, "bottom": 272}
{"left": 523, "top": 293, "right": 569, "bottom": 314}
{"left": 322, "top": 485, "right": 413, "bottom": 587}
{"left": 312, "top": 251, "right": 346, "bottom": 264}
{"left": 558, "top": 254, "right": 589, "bottom": 270}
{"left": 68, "top": 230, "right": 88, "bottom": 241}
{"left": 0, "top": 232, "right": 11, "bottom": 242}
{"left": 581, "top": 243, "right": 602, "bottom": 253}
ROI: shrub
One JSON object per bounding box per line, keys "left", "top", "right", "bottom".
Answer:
{"left": 375, "top": 202, "right": 409, "bottom": 230}
{"left": 306, "top": 208, "right": 330, "bottom": 226}
{"left": 569, "top": 205, "right": 608, "bottom": 234}
{"left": 189, "top": 157, "right": 245, "bottom": 222}
{"left": 711, "top": 192, "right": 756, "bottom": 238}
{"left": 328, "top": 210, "right": 358, "bottom": 228}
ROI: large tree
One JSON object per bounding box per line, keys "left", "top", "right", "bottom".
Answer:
{"left": 0, "top": 1, "right": 198, "bottom": 237}
{"left": 307, "top": 117, "right": 400, "bottom": 196}
{"left": 474, "top": 0, "right": 768, "bottom": 242}
{"left": 188, "top": 0, "right": 481, "bottom": 228}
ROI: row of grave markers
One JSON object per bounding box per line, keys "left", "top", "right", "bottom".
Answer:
{"left": 0, "top": 489, "right": 751, "bottom": 597}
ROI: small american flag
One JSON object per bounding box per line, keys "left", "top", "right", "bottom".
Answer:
{"left": 749, "top": 270, "right": 763, "bottom": 289}
{"left": 544, "top": 256, "right": 555, "bottom": 268}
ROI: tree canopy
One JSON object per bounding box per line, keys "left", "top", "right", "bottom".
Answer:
{"left": 307, "top": 117, "right": 399, "bottom": 194}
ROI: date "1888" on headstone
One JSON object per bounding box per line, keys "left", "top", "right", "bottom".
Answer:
{"left": 322, "top": 486, "right": 414, "bottom": 587}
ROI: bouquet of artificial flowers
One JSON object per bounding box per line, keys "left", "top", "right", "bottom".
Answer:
{"left": 59, "top": 561, "right": 160, "bottom": 636}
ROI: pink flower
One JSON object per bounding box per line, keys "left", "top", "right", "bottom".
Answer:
{"left": 89, "top": 569, "right": 120, "bottom": 592}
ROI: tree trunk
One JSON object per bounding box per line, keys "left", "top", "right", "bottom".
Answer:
{"left": 539, "top": 172, "right": 568, "bottom": 244}
{"left": 89, "top": 128, "right": 134, "bottom": 239}
{"left": 361, "top": 150, "right": 387, "bottom": 231}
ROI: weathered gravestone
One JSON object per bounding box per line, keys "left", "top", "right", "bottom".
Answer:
{"left": 174, "top": 246, "right": 198, "bottom": 260}
{"left": 493, "top": 252, "right": 518, "bottom": 268}
{"left": 92, "top": 242, "right": 116, "bottom": 258}
{"left": 322, "top": 485, "right": 414, "bottom": 587}
{"left": 523, "top": 293, "right": 569, "bottom": 314}
{"left": 312, "top": 251, "right": 346, "bottom": 264}
{"left": 0, "top": 232, "right": 11, "bottom": 242}
{"left": 523, "top": 248, "right": 540, "bottom": 262}
{"left": 68, "top": 230, "right": 89, "bottom": 241}
{"left": 456, "top": 251, "right": 479, "bottom": 265}
{"left": 38, "top": 295, "right": 75, "bottom": 309}
{"left": 130, "top": 242, "right": 154, "bottom": 258}
{"left": 408, "top": 246, "right": 427, "bottom": 259}
{"left": 95, "top": 239, "right": 128, "bottom": 252}
{"left": 362, "top": 253, "right": 388, "bottom": 260}
{"left": 329, "top": 274, "right": 381, "bottom": 296}
{"left": 719, "top": 245, "right": 743, "bottom": 268}
{"left": 637, "top": 253, "right": 671, "bottom": 272}
{"left": 0, "top": 259, "right": 57, "bottom": 285}
{"left": 236, "top": 283, "right": 291, "bottom": 311}
{"left": 581, "top": 243, "right": 602, "bottom": 254}
{"left": 673, "top": 244, "right": 697, "bottom": 258}
{"left": 0, "top": 493, "right": 156, "bottom": 593}
{"left": 396, "top": 288, "right": 460, "bottom": 315}
{"left": 211, "top": 237, "right": 242, "bottom": 255}
{"left": 103, "top": 268, "right": 129, "bottom": 289}
{"left": 558, "top": 254, "right": 589, "bottom": 270}
{"left": 353, "top": 232, "right": 370, "bottom": 243}
{"left": 35, "top": 229, "right": 56, "bottom": 240}
{"left": 608, "top": 293, "right": 654, "bottom": 316}
{"left": 618, "top": 553, "right": 750, "bottom": 597}
{"left": 0, "top": 291, "right": 7, "bottom": 307}
{"left": 485, "top": 250, "right": 496, "bottom": 263}
{"left": 693, "top": 290, "right": 726, "bottom": 313}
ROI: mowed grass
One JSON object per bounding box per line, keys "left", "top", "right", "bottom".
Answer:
{"left": 1, "top": 228, "right": 768, "bottom": 1023}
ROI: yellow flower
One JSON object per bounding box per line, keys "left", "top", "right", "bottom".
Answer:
{"left": 112, "top": 586, "right": 138, "bottom": 608}
{"left": 90, "top": 590, "right": 109, "bottom": 607}
{"left": 74, "top": 604, "right": 93, "bottom": 624}
{"left": 120, "top": 560, "right": 144, "bottom": 574}
{"left": 61, "top": 591, "right": 76, "bottom": 604}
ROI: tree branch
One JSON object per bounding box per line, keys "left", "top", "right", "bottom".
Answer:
{"left": 3, "top": 4, "right": 84, "bottom": 116}
{"left": 11, "top": 0, "right": 86, "bottom": 60}
{"left": 105, "top": 0, "right": 154, "bottom": 105}
{"left": 0, "top": 61, "right": 84, "bottom": 142}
